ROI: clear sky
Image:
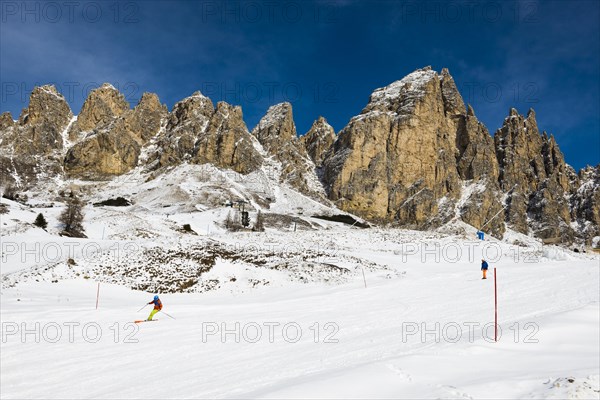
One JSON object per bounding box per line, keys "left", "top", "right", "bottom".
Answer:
{"left": 1, "top": 0, "right": 598, "bottom": 170}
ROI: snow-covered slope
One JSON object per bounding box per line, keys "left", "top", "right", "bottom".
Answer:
{"left": 1, "top": 225, "right": 598, "bottom": 399}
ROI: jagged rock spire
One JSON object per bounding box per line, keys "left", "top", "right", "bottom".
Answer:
{"left": 0, "top": 71, "right": 597, "bottom": 244}
{"left": 301, "top": 116, "right": 335, "bottom": 166}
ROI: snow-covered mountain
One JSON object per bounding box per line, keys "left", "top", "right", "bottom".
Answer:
{"left": 0, "top": 67, "right": 598, "bottom": 245}
{"left": 1, "top": 77, "right": 598, "bottom": 398}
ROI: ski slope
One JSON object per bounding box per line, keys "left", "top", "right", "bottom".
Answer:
{"left": 1, "top": 227, "right": 599, "bottom": 399}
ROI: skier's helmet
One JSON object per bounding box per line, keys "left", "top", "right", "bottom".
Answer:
{"left": 154, "top": 295, "right": 159, "bottom": 300}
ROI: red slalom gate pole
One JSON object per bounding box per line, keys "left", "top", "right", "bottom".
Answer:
{"left": 494, "top": 268, "right": 498, "bottom": 342}
{"left": 96, "top": 282, "right": 100, "bottom": 310}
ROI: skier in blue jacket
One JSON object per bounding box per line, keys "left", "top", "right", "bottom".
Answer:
{"left": 147, "top": 295, "right": 162, "bottom": 320}
{"left": 481, "top": 259, "right": 489, "bottom": 279}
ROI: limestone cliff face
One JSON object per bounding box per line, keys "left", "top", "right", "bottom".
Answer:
{"left": 64, "top": 86, "right": 168, "bottom": 179}
{"left": 570, "top": 166, "right": 600, "bottom": 242}
{"left": 4, "top": 85, "right": 73, "bottom": 155}
{"left": 64, "top": 129, "right": 141, "bottom": 178}
{"left": 154, "top": 92, "right": 214, "bottom": 165}
{"left": 301, "top": 116, "right": 336, "bottom": 167}
{"left": 319, "top": 67, "right": 597, "bottom": 242}
{"left": 0, "top": 112, "right": 14, "bottom": 131}
{"left": 69, "top": 83, "right": 129, "bottom": 138}
{"left": 456, "top": 106, "right": 499, "bottom": 181}
{"left": 440, "top": 68, "right": 466, "bottom": 117}
{"left": 252, "top": 103, "right": 325, "bottom": 199}
{"left": 194, "top": 101, "right": 262, "bottom": 173}
{"left": 0, "top": 85, "right": 73, "bottom": 186}
{"left": 123, "top": 92, "right": 168, "bottom": 143}
{"left": 323, "top": 67, "right": 463, "bottom": 226}
{"left": 0, "top": 74, "right": 597, "bottom": 245}
{"left": 455, "top": 106, "right": 505, "bottom": 237}
{"left": 252, "top": 102, "right": 297, "bottom": 153}
{"left": 150, "top": 92, "right": 262, "bottom": 174}
{"left": 494, "top": 109, "right": 572, "bottom": 240}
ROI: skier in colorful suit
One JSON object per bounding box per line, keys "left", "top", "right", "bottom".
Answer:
{"left": 481, "top": 259, "right": 489, "bottom": 279}
{"left": 147, "top": 295, "right": 162, "bottom": 320}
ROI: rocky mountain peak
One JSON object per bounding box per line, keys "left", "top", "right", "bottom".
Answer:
{"left": 167, "top": 91, "right": 214, "bottom": 131}
{"left": 324, "top": 66, "right": 466, "bottom": 225}
{"left": 251, "top": 102, "right": 327, "bottom": 199}
{"left": 1, "top": 71, "right": 597, "bottom": 245}
{"left": 74, "top": 83, "right": 129, "bottom": 133}
{"left": 0, "top": 84, "right": 73, "bottom": 158}
{"left": 496, "top": 108, "right": 543, "bottom": 188}
{"left": 301, "top": 116, "right": 336, "bottom": 166}
{"left": 195, "top": 100, "right": 262, "bottom": 174}
{"left": 362, "top": 67, "right": 439, "bottom": 117}
{"left": 252, "top": 102, "right": 296, "bottom": 151}
{"left": 138, "top": 92, "right": 163, "bottom": 110}
{"left": 466, "top": 104, "right": 475, "bottom": 117}
{"left": 215, "top": 101, "right": 241, "bottom": 115}
{"left": 307, "top": 116, "right": 334, "bottom": 136}
{"left": 19, "top": 84, "right": 73, "bottom": 128}
{"left": 440, "top": 68, "right": 466, "bottom": 116}
{"left": 456, "top": 105, "right": 498, "bottom": 180}
{"left": 123, "top": 92, "right": 168, "bottom": 143}
{"left": 146, "top": 94, "right": 262, "bottom": 175}
{"left": 494, "top": 107, "right": 575, "bottom": 240}
{"left": 0, "top": 112, "right": 15, "bottom": 131}
{"left": 64, "top": 89, "right": 167, "bottom": 179}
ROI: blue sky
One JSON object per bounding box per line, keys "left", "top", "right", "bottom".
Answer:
{"left": 1, "top": 0, "right": 598, "bottom": 169}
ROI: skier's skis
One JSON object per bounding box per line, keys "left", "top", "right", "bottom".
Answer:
{"left": 134, "top": 319, "right": 158, "bottom": 323}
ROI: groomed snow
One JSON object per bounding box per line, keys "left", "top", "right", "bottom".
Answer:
{"left": 1, "top": 253, "right": 598, "bottom": 399}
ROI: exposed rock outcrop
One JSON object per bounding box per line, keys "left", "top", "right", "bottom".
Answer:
{"left": 0, "top": 70, "right": 597, "bottom": 245}
{"left": 64, "top": 129, "right": 141, "bottom": 178}
{"left": 69, "top": 83, "right": 129, "bottom": 138}
{"left": 4, "top": 85, "right": 73, "bottom": 155}
{"left": 440, "top": 67, "right": 466, "bottom": 117}
{"left": 64, "top": 86, "right": 168, "bottom": 179}
{"left": 323, "top": 67, "right": 462, "bottom": 226}
{"left": 455, "top": 105, "right": 505, "bottom": 237}
{"left": 194, "top": 101, "right": 262, "bottom": 173}
{"left": 149, "top": 92, "right": 262, "bottom": 174}
{"left": 569, "top": 165, "right": 600, "bottom": 243}
{"left": 0, "top": 112, "right": 14, "bottom": 131}
{"left": 0, "top": 85, "right": 73, "bottom": 186}
{"left": 494, "top": 109, "right": 573, "bottom": 240}
{"left": 252, "top": 103, "right": 325, "bottom": 199}
{"left": 456, "top": 105, "right": 499, "bottom": 181}
{"left": 301, "top": 116, "right": 336, "bottom": 167}
{"left": 123, "top": 92, "right": 168, "bottom": 143}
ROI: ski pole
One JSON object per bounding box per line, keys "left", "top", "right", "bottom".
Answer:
{"left": 161, "top": 311, "right": 176, "bottom": 320}
{"left": 137, "top": 303, "right": 149, "bottom": 312}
